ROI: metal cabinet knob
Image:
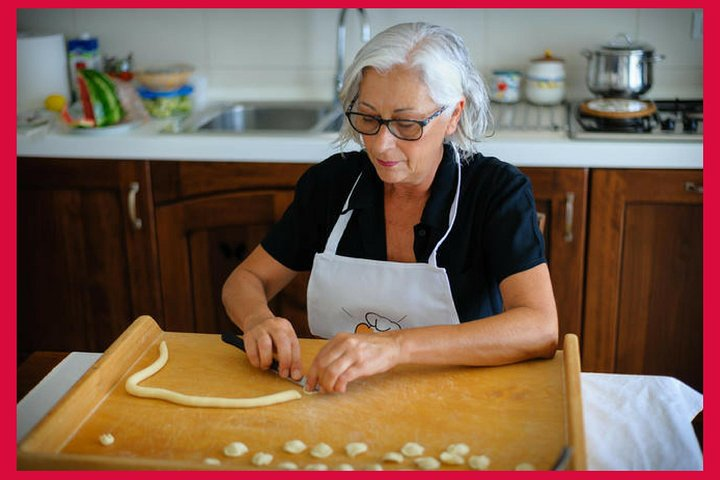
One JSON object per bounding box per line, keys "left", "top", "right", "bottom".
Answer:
{"left": 685, "top": 181, "right": 703, "bottom": 194}
{"left": 564, "top": 192, "right": 575, "bottom": 242}
{"left": 128, "top": 181, "right": 143, "bottom": 230}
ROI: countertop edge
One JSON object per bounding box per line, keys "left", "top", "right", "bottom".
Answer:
{"left": 17, "top": 131, "right": 704, "bottom": 169}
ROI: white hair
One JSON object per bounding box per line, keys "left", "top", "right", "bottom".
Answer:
{"left": 335, "top": 22, "right": 492, "bottom": 160}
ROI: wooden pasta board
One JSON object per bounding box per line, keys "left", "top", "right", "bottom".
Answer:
{"left": 18, "top": 315, "right": 586, "bottom": 470}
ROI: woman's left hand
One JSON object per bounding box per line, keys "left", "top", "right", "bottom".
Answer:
{"left": 305, "top": 332, "right": 402, "bottom": 393}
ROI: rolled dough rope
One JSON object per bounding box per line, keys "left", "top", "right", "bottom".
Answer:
{"left": 125, "top": 341, "right": 302, "bottom": 408}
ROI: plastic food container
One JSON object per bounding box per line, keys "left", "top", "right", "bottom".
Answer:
{"left": 490, "top": 70, "right": 522, "bottom": 103}
{"left": 135, "top": 64, "right": 194, "bottom": 92}
{"left": 138, "top": 85, "right": 193, "bottom": 118}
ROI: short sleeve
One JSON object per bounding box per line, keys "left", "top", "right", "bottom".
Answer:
{"left": 483, "top": 167, "right": 546, "bottom": 282}
{"left": 261, "top": 167, "right": 324, "bottom": 271}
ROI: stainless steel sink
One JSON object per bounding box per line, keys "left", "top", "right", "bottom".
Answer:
{"left": 182, "top": 102, "right": 343, "bottom": 134}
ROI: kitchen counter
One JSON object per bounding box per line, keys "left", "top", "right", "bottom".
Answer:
{"left": 17, "top": 118, "right": 703, "bottom": 169}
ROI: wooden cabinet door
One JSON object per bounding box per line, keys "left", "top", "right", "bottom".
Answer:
{"left": 583, "top": 169, "right": 703, "bottom": 392}
{"left": 155, "top": 190, "right": 311, "bottom": 336}
{"left": 521, "top": 168, "right": 588, "bottom": 342}
{"left": 17, "top": 158, "right": 162, "bottom": 360}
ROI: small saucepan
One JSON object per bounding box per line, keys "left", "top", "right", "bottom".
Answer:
{"left": 582, "top": 33, "right": 665, "bottom": 98}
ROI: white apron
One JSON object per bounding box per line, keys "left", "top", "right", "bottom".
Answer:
{"left": 307, "top": 149, "right": 462, "bottom": 338}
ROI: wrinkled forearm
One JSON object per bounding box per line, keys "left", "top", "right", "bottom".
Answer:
{"left": 387, "top": 307, "right": 558, "bottom": 367}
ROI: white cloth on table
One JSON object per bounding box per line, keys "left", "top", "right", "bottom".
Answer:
{"left": 582, "top": 372, "right": 703, "bottom": 470}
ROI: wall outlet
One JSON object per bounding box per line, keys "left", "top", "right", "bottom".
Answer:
{"left": 692, "top": 11, "right": 703, "bottom": 40}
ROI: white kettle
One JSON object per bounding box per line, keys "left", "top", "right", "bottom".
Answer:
{"left": 525, "top": 50, "right": 566, "bottom": 105}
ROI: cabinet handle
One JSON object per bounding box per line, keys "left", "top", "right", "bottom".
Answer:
{"left": 685, "top": 181, "right": 703, "bottom": 194}
{"left": 128, "top": 181, "right": 143, "bottom": 230}
{"left": 564, "top": 192, "right": 575, "bottom": 242}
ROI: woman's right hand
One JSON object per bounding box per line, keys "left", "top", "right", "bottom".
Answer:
{"left": 242, "top": 316, "right": 304, "bottom": 381}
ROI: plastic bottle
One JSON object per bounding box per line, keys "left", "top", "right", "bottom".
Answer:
{"left": 67, "top": 33, "right": 101, "bottom": 101}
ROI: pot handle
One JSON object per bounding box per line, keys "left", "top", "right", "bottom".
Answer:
{"left": 643, "top": 53, "right": 666, "bottom": 63}
{"left": 580, "top": 48, "right": 593, "bottom": 59}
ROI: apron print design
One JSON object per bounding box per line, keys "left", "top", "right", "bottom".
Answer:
{"left": 342, "top": 307, "right": 406, "bottom": 333}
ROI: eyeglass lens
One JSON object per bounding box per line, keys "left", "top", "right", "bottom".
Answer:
{"left": 348, "top": 114, "right": 423, "bottom": 140}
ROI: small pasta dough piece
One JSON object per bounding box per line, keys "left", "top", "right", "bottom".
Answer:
{"left": 414, "top": 456, "right": 440, "bottom": 470}
{"left": 364, "top": 464, "right": 383, "bottom": 470}
{"left": 98, "top": 433, "right": 115, "bottom": 446}
{"left": 400, "top": 442, "right": 425, "bottom": 457}
{"left": 283, "top": 439, "right": 307, "bottom": 454}
{"left": 310, "top": 442, "right": 333, "bottom": 458}
{"left": 515, "top": 462, "right": 535, "bottom": 470}
{"left": 440, "top": 451, "right": 465, "bottom": 465}
{"left": 336, "top": 464, "right": 354, "bottom": 471}
{"left": 305, "top": 463, "right": 328, "bottom": 470}
{"left": 468, "top": 455, "right": 491, "bottom": 470}
{"left": 223, "top": 441, "right": 248, "bottom": 457}
{"left": 445, "top": 443, "right": 470, "bottom": 456}
{"left": 277, "top": 462, "right": 299, "bottom": 470}
{"left": 203, "top": 457, "right": 221, "bottom": 465}
{"left": 252, "top": 452, "right": 273, "bottom": 466}
{"left": 345, "top": 442, "right": 368, "bottom": 458}
{"left": 382, "top": 452, "right": 404, "bottom": 463}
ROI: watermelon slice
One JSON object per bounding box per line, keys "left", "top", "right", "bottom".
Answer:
{"left": 61, "top": 69, "right": 125, "bottom": 128}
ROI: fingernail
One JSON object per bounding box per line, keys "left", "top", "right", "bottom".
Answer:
{"left": 292, "top": 369, "right": 301, "bottom": 380}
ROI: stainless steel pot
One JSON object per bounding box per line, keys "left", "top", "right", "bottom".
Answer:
{"left": 581, "top": 34, "right": 665, "bottom": 98}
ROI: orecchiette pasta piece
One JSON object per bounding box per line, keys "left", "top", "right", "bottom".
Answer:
{"left": 414, "top": 456, "right": 440, "bottom": 470}
{"left": 98, "top": 433, "right": 115, "bottom": 446}
{"left": 468, "top": 454, "right": 491, "bottom": 470}
{"left": 251, "top": 452, "right": 273, "bottom": 466}
{"left": 310, "top": 442, "right": 333, "bottom": 458}
{"left": 445, "top": 443, "right": 470, "bottom": 456}
{"left": 223, "top": 441, "right": 248, "bottom": 457}
{"left": 345, "top": 442, "right": 368, "bottom": 457}
{"left": 382, "top": 452, "right": 404, "bottom": 463}
{"left": 400, "top": 442, "right": 425, "bottom": 457}
{"left": 440, "top": 451, "right": 465, "bottom": 465}
{"left": 283, "top": 439, "right": 307, "bottom": 454}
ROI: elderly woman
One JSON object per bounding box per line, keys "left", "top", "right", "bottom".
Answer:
{"left": 222, "top": 22, "right": 558, "bottom": 393}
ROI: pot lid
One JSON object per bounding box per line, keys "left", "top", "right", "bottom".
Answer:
{"left": 531, "top": 49, "right": 564, "bottom": 62}
{"left": 600, "top": 33, "right": 654, "bottom": 53}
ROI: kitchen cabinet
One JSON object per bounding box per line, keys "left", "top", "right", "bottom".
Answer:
{"left": 17, "top": 157, "right": 702, "bottom": 394}
{"left": 17, "top": 158, "right": 162, "bottom": 362}
{"left": 583, "top": 169, "right": 703, "bottom": 392}
{"left": 151, "top": 161, "right": 313, "bottom": 336}
{"left": 521, "top": 168, "right": 588, "bottom": 341}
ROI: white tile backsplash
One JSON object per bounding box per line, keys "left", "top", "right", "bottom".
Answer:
{"left": 17, "top": 8, "right": 703, "bottom": 102}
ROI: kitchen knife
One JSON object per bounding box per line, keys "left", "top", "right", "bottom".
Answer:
{"left": 221, "top": 331, "right": 310, "bottom": 390}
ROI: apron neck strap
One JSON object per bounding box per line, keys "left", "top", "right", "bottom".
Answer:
{"left": 428, "top": 144, "right": 462, "bottom": 267}
{"left": 324, "top": 145, "right": 462, "bottom": 264}
{"left": 324, "top": 172, "right": 363, "bottom": 254}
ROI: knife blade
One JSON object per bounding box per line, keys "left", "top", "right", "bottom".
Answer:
{"left": 221, "top": 331, "right": 310, "bottom": 390}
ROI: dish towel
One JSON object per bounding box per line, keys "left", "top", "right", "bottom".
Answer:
{"left": 582, "top": 372, "right": 703, "bottom": 470}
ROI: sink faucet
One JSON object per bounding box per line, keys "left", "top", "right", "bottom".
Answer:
{"left": 335, "top": 8, "right": 371, "bottom": 105}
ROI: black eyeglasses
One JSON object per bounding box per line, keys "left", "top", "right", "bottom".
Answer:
{"left": 345, "top": 98, "right": 448, "bottom": 141}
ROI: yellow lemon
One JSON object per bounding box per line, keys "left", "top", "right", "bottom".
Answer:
{"left": 44, "top": 94, "right": 67, "bottom": 112}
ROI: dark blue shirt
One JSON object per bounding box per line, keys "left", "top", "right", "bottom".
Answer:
{"left": 262, "top": 144, "right": 546, "bottom": 322}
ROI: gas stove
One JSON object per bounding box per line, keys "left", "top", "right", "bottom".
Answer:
{"left": 568, "top": 98, "right": 702, "bottom": 142}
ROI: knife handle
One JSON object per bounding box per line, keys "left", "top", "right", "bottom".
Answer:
{"left": 220, "top": 332, "right": 281, "bottom": 373}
